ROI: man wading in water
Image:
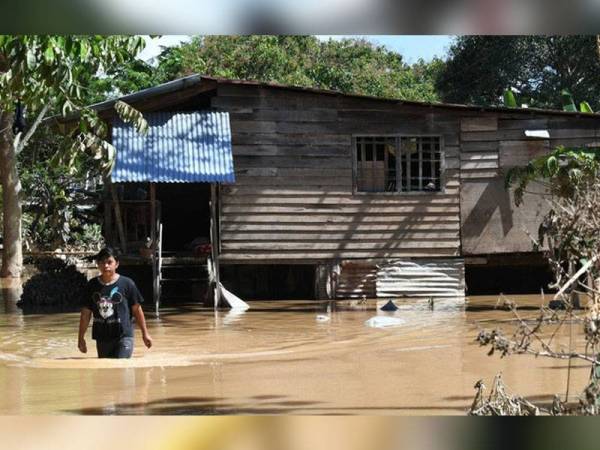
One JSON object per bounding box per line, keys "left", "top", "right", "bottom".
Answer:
{"left": 78, "top": 247, "right": 153, "bottom": 358}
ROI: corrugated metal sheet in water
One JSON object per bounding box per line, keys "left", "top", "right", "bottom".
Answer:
{"left": 111, "top": 111, "right": 235, "bottom": 183}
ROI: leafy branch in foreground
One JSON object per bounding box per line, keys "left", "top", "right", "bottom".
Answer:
{"left": 0, "top": 35, "right": 150, "bottom": 276}
{"left": 505, "top": 145, "right": 600, "bottom": 207}
{"left": 471, "top": 176, "right": 600, "bottom": 415}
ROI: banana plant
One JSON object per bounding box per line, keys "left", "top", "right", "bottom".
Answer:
{"left": 503, "top": 88, "right": 598, "bottom": 205}
{"left": 503, "top": 88, "right": 594, "bottom": 113}
{"left": 505, "top": 146, "right": 600, "bottom": 206}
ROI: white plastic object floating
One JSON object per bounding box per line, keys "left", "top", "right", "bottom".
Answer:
{"left": 364, "top": 316, "right": 405, "bottom": 328}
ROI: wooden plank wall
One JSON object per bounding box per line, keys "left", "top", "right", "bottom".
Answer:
{"left": 213, "top": 85, "right": 463, "bottom": 263}
{"left": 460, "top": 113, "right": 600, "bottom": 255}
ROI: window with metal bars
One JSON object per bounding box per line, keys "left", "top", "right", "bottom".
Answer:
{"left": 355, "top": 136, "right": 442, "bottom": 193}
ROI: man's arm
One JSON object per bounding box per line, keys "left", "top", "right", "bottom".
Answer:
{"left": 78, "top": 308, "right": 92, "bottom": 353}
{"left": 132, "top": 303, "right": 153, "bottom": 349}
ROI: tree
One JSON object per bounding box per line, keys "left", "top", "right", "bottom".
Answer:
{"left": 116, "top": 35, "right": 442, "bottom": 102}
{"left": 471, "top": 37, "right": 600, "bottom": 412}
{"left": 20, "top": 128, "right": 105, "bottom": 252}
{"left": 472, "top": 175, "right": 600, "bottom": 415}
{"left": 436, "top": 36, "right": 600, "bottom": 110}
{"left": 506, "top": 145, "right": 600, "bottom": 207}
{"left": 0, "top": 36, "right": 147, "bottom": 277}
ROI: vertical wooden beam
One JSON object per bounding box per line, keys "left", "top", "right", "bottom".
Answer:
{"left": 109, "top": 181, "right": 127, "bottom": 253}
{"left": 395, "top": 137, "right": 401, "bottom": 192}
{"left": 150, "top": 183, "right": 156, "bottom": 246}
{"left": 351, "top": 137, "right": 358, "bottom": 194}
{"left": 104, "top": 196, "right": 113, "bottom": 247}
{"left": 418, "top": 138, "right": 423, "bottom": 191}
{"left": 217, "top": 183, "right": 222, "bottom": 255}
{"left": 406, "top": 140, "right": 411, "bottom": 192}
{"left": 155, "top": 222, "right": 163, "bottom": 315}
{"left": 430, "top": 140, "right": 435, "bottom": 189}
{"left": 210, "top": 183, "right": 221, "bottom": 309}
{"left": 150, "top": 183, "right": 158, "bottom": 315}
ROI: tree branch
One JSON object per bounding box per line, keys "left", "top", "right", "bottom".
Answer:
{"left": 554, "top": 255, "right": 599, "bottom": 300}
{"left": 15, "top": 103, "right": 50, "bottom": 155}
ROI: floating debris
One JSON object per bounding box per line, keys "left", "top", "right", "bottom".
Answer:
{"left": 364, "top": 316, "right": 405, "bottom": 328}
{"left": 380, "top": 300, "right": 399, "bottom": 311}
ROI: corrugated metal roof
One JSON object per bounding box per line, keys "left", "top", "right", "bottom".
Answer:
{"left": 111, "top": 111, "right": 235, "bottom": 183}
{"left": 84, "top": 74, "right": 600, "bottom": 119}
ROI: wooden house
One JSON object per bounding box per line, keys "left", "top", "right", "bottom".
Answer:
{"left": 94, "top": 75, "right": 600, "bottom": 305}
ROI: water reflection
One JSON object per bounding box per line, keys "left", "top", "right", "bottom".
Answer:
{"left": 0, "top": 278, "right": 22, "bottom": 314}
{"left": 0, "top": 290, "right": 589, "bottom": 415}
{"left": 220, "top": 308, "right": 249, "bottom": 326}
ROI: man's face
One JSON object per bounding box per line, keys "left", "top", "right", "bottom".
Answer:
{"left": 97, "top": 256, "right": 119, "bottom": 277}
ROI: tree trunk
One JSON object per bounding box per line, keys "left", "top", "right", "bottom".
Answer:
{"left": 0, "top": 111, "right": 23, "bottom": 278}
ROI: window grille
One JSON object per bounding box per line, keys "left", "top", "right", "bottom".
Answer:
{"left": 355, "top": 136, "right": 442, "bottom": 193}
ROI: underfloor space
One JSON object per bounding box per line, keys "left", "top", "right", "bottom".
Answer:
{"left": 220, "top": 265, "right": 316, "bottom": 300}
{"left": 465, "top": 262, "right": 554, "bottom": 295}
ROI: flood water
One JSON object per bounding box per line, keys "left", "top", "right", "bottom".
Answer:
{"left": 0, "top": 278, "right": 591, "bottom": 415}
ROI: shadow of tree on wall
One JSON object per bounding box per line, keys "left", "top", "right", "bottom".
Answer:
{"left": 461, "top": 177, "right": 514, "bottom": 249}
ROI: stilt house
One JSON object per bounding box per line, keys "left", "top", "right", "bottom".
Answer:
{"left": 93, "top": 75, "right": 600, "bottom": 306}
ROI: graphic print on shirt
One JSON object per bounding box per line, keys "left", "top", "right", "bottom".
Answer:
{"left": 93, "top": 286, "right": 123, "bottom": 319}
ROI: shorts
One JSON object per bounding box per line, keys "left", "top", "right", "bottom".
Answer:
{"left": 95, "top": 337, "right": 134, "bottom": 359}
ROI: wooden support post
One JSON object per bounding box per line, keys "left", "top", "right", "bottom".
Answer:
{"left": 150, "top": 183, "right": 156, "bottom": 246}
{"left": 104, "top": 197, "right": 113, "bottom": 247}
{"left": 210, "top": 183, "right": 221, "bottom": 309}
{"left": 109, "top": 181, "right": 127, "bottom": 254}
{"left": 150, "top": 182, "right": 159, "bottom": 315}
{"left": 154, "top": 222, "right": 163, "bottom": 316}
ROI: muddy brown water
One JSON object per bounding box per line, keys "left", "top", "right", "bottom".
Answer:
{"left": 0, "top": 278, "right": 591, "bottom": 415}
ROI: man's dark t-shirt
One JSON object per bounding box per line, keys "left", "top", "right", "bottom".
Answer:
{"left": 82, "top": 275, "right": 144, "bottom": 341}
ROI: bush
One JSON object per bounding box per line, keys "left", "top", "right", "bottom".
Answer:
{"left": 17, "top": 257, "right": 88, "bottom": 314}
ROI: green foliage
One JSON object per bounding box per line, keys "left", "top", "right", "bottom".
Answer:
{"left": 0, "top": 35, "right": 148, "bottom": 171}
{"left": 21, "top": 158, "right": 104, "bottom": 251}
{"left": 84, "top": 59, "right": 160, "bottom": 104}
{"left": 580, "top": 101, "right": 594, "bottom": 113}
{"left": 114, "top": 36, "right": 442, "bottom": 102}
{"left": 19, "top": 127, "right": 105, "bottom": 251}
{"left": 0, "top": 35, "right": 147, "bottom": 270}
{"left": 114, "top": 100, "right": 148, "bottom": 133}
{"left": 503, "top": 90, "right": 517, "bottom": 108}
{"left": 0, "top": 35, "right": 145, "bottom": 112}
{"left": 505, "top": 146, "right": 600, "bottom": 206}
{"left": 437, "top": 36, "right": 600, "bottom": 110}
{"left": 502, "top": 87, "right": 595, "bottom": 113}
{"left": 561, "top": 89, "right": 577, "bottom": 112}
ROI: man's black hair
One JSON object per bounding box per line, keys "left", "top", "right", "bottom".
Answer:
{"left": 94, "top": 247, "right": 120, "bottom": 262}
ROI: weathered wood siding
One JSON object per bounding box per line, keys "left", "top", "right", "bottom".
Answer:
{"left": 460, "top": 114, "right": 600, "bottom": 255}
{"left": 214, "top": 85, "right": 462, "bottom": 263}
